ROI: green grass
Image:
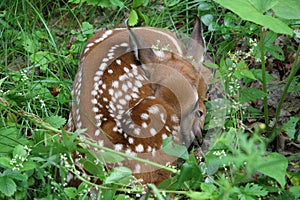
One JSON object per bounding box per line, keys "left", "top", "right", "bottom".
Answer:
{"left": 0, "top": 0, "right": 300, "bottom": 199}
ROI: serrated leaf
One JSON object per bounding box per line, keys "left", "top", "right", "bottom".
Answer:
{"left": 128, "top": 10, "right": 138, "bottom": 26}
{"left": 273, "top": 0, "right": 300, "bottom": 19}
{"left": 240, "top": 88, "right": 267, "bottom": 103}
{"left": 281, "top": 117, "right": 299, "bottom": 139}
{"left": 162, "top": 137, "right": 189, "bottom": 160}
{"left": 104, "top": 166, "right": 132, "bottom": 184}
{"left": 242, "top": 183, "right": 268, "bottom": 197}
{"left": 0, "top": 176, "right": 17, "bottom": 196}
{"left": 213, "top": 0, "right": 293, "bottom": 35}
{"left": 44, "top": 115, "right": 66, "bottom": 129}
{"left": 257, "top": 152, "right": 288, "bottom": 188}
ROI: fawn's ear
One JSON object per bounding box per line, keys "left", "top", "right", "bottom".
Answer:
{"left": 126, "top": 19, "right": 157, "bottom": 73}
{"left": 186, "top": 16, "right": 206, "bottom": 71}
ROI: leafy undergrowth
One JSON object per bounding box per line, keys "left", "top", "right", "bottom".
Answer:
{"left": 0, "top": 0, "right": 300, "bottom": 199}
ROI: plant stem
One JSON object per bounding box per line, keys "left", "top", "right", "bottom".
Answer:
{"left": 259, "top": 28, "right": 269, "bottom": 133}
{"left": 269, "top": 43, "right": 300, "bottom": 142}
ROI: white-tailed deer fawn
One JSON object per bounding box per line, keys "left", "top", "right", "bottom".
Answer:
{"left": 67, "top": 16, "right": 210, "bottom": 184}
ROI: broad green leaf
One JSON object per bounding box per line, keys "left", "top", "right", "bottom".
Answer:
{"left": 44, "top": 115, "right": 66, "bottom": 129}
{"left": 273, "top": 0, "right": 300, "bottom": 19}
{"left": 247, "top": 0, "right": 279, "bottom": 13}
{"left": 289, "top": 185, "right": 300, "bottom": 199}
{"left": 239, "top": 88, "right": 267, "bottom": 103}
{"left": 0, "top": 157, "right": 12, "bottom": 169}
{"left": 162, "top": 137, "right": 189, "bottom": 160}
{"left": 128, "top": 10, "right": 138, "bottom": 26}
{"left": 0, "top": 176, "right": 16, "bottom": 196}
{"left": 21, "top": 161, "right": 36, "bottom": 171}
{"left": 104, "top": 166, "right": 132, "bottom": 184}
{"left": 257, "top": 152, "right": 288, "bottom": 188}
{"left": 213, "top": 0, "right": 293, "bottom": 35}
{"left": 201, "top": 14, "right": 214, "bottom": 26}
{"left": 64, "top": 187, "right": 77, "bottom": 198}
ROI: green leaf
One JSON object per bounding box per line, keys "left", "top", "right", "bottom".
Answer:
{"left": 104, "top": 166, "right": 132, "bottom": 184}
{"left": 110, "top": 0, "right": 124, "bottom": 8}
{"left": 239, "top": 88, "right": 267, "bottom": 103}
{"left": 273, "top": 0, "right": 300, "bottom": 19}
{"left": 247, "top": 0, "right": 279, "bottom": 13}
{"left": 137, "top": 10, "right": 149, "bottom": 25}
{"left": 281, "top": 117, "right": 299, "bottom": 139}
{"left": 0, "top": 157, "right": 12, "bottom": 169}
{"left": 213, "top": 0, "right": 293, "bottom": 35}
{"left": 44, "top": 115, "right": 66, "bottom": 129}
{"left": 30, "top": 51, "right": 55, "bottom": 72}
{"left": 21, "top": 161, "right": 36, "bottom": 171}
{"left": 64, "top": 187, "right": 78, "bottom": 198}
{"left": 128, "top": 10, "right": 138, "bottom": 26}
{"left": 133, "top": 0, "right": 145, "bottom": 8}
{"left": 289, "top": 185, "right": 300, "bottom": 199}
{"left": 81, "top": 21, "right": 94, "bottom": 35}
{"left": 257, "top": 152, "right": 288, "bottom": 188}
{"left": 259, "top": 31, "right": 285, "bottom": 61}
{"left": 252, "top": 69, "right": 275, "bottom": 83}
{"left": 162, "top": 137, "right": 189, "bottom": 160}
{"left": 241, "top": 183, "right": 268, "bottom": 197}
{"left": 13, "top": 145, "right": 27, "bottom": 158}
{"left": 90, "top": 151, "right": 124, "bottom": 163}
{"left": 186, "top": 191, "right": 214, "bottom": 200}
{"left": 0, "top": 176, "right": 17, "bottom": 196}
{"left": 203, "top": 62, "right": 219, "bottom": 69}
{"left": 177, "top": 160, "right": 203, "bottom": 189}
{"left": 235, "top": 61, "right": 257, "bottom": 80}
{"left": 201, "top": 14, "right": 214, "bottom": 26}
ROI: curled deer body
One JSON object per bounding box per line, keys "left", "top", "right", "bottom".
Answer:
{"left": 67, "top": 16, "right": 210, "bottom": 184}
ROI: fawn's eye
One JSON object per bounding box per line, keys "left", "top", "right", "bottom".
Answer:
{"left": 196, "top": 109, "right": 203, "bottom": 118}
